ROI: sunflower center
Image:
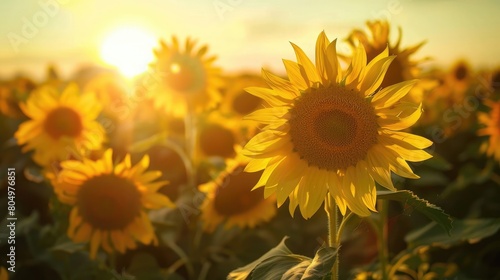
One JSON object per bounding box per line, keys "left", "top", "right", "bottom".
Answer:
{"left": 199, "top": 124, "right": 236, "bottom": 157}
{"left": 165, "top": 55, "right": 206, "bottom": 93}
{"left": 232, "top": 90, "right": 262, "bottom": 115}
{"left": 454, "top": 64, "right": 468, "bottom": 81}
{"left": 77, "top": 174, "right": 141, "bottom": 230}
{"left": 491, "top": 71, "right": 500, "bottom": 90}
{"left": 213, "top": 166, "right": 265, "bottom": 215}
{"left": 288, "top": 85, "right": 378, "bottom": 170}
{"left": 44, "top": 107, "right": 83, "bottom": 139}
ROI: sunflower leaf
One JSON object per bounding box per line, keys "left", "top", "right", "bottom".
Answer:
{"left": 405, "top": 218, "right": 500, "bottom": 249}
{"left": 299, "top": 246, "right": 338, "bottom": 279}
{"left": 227, "top": 237, "right": 337, "bottom": 280}
{"left": 227, "top": 237, "right": 293, "bottom": 280}
{"left": 377, "top": 190, "right": 452, "bottom": 235}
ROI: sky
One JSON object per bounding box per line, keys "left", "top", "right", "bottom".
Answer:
{"left": 1, "top": 0, "right": 499, "bottom": 80}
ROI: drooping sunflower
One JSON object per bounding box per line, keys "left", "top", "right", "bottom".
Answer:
{"left": 346, "top": 20, "right": 433, "bottom": 103}
{"left": 14, "top": 84, "right": 105, "bottom": 166}
{"left": 478, "top": 100, "right": 500, "bottom": 161}
{"left": 149, "top": 36, "right": 222, "bottom": 116}
{"left": 52, "top": 149, "right": 174, "bottom": 259}
{"left": 199, "top": 158, "right": 277, "bottom": 232}
{"left": 243, "top": 32, "right": 432, "bottom": 218}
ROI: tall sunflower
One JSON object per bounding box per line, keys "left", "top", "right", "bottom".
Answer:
{"left": 149, "top": 36, "right": 222, "bottom": 116}
{"left": 242, "top": 32, "right": 432, "bottom": 218}
{"left": 346, "top": 20, "right": 432, "bottom": 103}
{"left": 52, "top": 149, "right": 174, "bottom": 259}
{"left": 478, "top": 100, "right": 500, "bottom": 161}
{"left": 14, "top": 84, "right": 105, "bottom": 166}
{"left": 199, "top": 158, "right": 276, "bottom": 232}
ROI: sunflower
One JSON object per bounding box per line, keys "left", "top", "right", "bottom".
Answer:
{"left": 83, "top": 73, "right": 131, "bottom": 122}
{"left": 149, "top": 36, "right": 222, "bottom": 116}
{"left": 199, "top": 158, "right": 276, "bottom": 232}
{"left": 14, "top": 84, "right": 105, "bottom": 166}
{"left": 220, "top": 73, "right": 268, "bottom": 117}
{"left": 478, "top": 100, "right": 500, "bottom": 161}
{"left": 0, "top": 76, "right": 36, "bottom": 119}
{"left": 197, "top": 111, "right": 243, "bottom": 160}
{"left": 346, "top": 20, "right": 432, "bottom": 103}
{"left": 52, "top": 149, "right": 174, "bottom": 259}
{"left": 447, "top": 60, "right": 472, "bottom": 91}
{"left": 242, "top": 32, "right": 432, "bottom": 218}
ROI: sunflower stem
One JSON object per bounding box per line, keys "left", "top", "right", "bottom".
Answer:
{"left": 184, "top": 107, "right": 197, "bottom": 188}
{"left": 325, "top": 196, "right": 339, "bottom": 280}
{"left": 377, "top": 199, "right": 390, "bottom": 280}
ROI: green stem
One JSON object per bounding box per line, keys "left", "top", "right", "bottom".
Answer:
{"left": 325, "top": 196, "right": 339, "bottom": 280}
{"left": 377, "top": 199, "right": 390, "bottom": 280}
{"left": 184, "top": 108, "right": 197, "bottom": 189}
{"left": 336, "top": 212, "right": 354, "bottom": 244}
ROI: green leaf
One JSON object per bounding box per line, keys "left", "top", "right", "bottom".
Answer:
{"left": 251, "top": 255, "right": 311, "bottom": 280}
{"left": 227, "top": 237, "right": 293, "bottom": 280}
{"left": 228, "top": 237, "right": 337, "bottom": 280}
{"left": 377, "top": 190, "right": 452, "bottom": 235}
{"left": 405, "top": 218, "right": 500, "bottom": 248}
{"left": 300, "top": 246, "right": 337, "bottom": 280}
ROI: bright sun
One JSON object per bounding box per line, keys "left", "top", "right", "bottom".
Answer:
{"left": 100, "top": 26, "right": 157, "bottom": 78}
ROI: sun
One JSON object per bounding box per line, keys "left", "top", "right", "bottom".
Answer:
{"left": 100, "top": 26, "right": 157, "bottom": 78}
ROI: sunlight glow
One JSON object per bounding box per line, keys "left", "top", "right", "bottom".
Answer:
{"left": 100, "top": 26, "right": 157, "bottom": 78}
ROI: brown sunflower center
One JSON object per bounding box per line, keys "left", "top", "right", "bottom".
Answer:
{"left": 199, "top": 124, "right": 236, "bottom": 157}
{"left": 454, "top": 64, "right": 468, "bottom": 81}
{"left": 44, "top": 107, "right": 83, "bottom": 139}
{"left": 232, "top": 90, "right": 262, "bottom": 115}
{"left": 491, "top": 71, "right": 500, "bottom": 90}
{"left": 213, "top": 166, "right": 264, "bottom": 215}
{"left": 77, "top": 174, "right": 141, "bottom": 230}
{"left": 288, "top": 85, "right": 378, "bottom": 170}
{"left": 165, "top": 55, "right": 206, "bottom": 93}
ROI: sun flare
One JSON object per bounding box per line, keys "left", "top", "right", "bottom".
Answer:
{"left": 100, "top": 26, "right": 157, "bottom": 78}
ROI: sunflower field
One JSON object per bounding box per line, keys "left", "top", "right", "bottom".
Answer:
{"left": 1, "top": 2, "right": 500, "bottom": 279}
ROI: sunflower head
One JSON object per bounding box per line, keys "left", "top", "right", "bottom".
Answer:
{"left": 347, "top": 20, "right": 430, "bottom": 102}
{"left": 52, "top": 149, "right": 174, "bottom": 259}
{"left": 149, "top": 36, "right": 222, "bottom": 116}
{"left": 199, "top": 158, "right": 276, "bottom": 232}
{"left": 84, "top": 73, "right": 130, "bottom": 121}
{"left": 197, "top": 111, "right": 243, "bottom": 160}
{"left": 0, "top": 76, "right": 36, "bottom": 119}
{"left": 242, "top": 31, "right": 432, "bottom": 218}
{"left": 14, "top": 84, "right": 105, "bottom": 166}
{"left": 220, "top": 73, "right": 268, "bottom": 117}
{"left": 478, "top": 100, "right": 500, "bottom": 161}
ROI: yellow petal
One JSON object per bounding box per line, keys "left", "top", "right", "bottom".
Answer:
{"left": 371, "top": 80, "right": 418, "bottom": 108}
{"left": 360, "top": 55, "right": 396, "bottom": 95}
{"left": 283, "top": 59, "right": 309, "bottom": 90}
{"left": 89, "top": 230, "right": 102, "bottom": 259}
{"left": 290, "top": 42, "right": 321, "bottom": 86}
{"left": 315, "top": 31, "right": 331, "bottom": 84}
{"left": 325, "top": 39, "right": 341, "bottom": 83}
{"left": 345, "top": 43, "right": 367, "bottom": 86}
{"left": 261, "top": 69, "right": 299, "bottom": 99}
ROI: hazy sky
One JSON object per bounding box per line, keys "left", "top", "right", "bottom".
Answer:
{"left": 1, "top": 0, "right": 499, "bottom": 80}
